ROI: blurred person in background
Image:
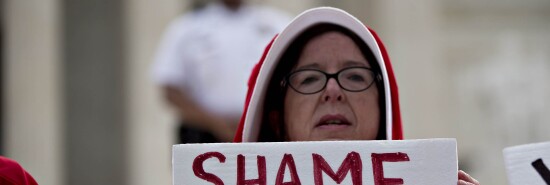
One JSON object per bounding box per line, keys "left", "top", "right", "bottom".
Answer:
{"left": 152, "top": 0, "right": 291, "bottom": 143}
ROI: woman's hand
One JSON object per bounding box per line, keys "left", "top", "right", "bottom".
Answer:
{"left": 458, "top": 170, "right": 480, "bottom": 185}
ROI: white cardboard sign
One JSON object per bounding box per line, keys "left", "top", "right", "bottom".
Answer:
{"left": 173, "top": 138, "right": 457, "bottom": 185}
{"left": 503, "top": 141, "right": 550, "bottom": 185}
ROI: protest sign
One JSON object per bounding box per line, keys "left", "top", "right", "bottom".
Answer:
{"left": 173, "top": 138, "right": 457, "bottom": 185}
{"left": 504, "top": 141, "right": 550, "bottom": 185}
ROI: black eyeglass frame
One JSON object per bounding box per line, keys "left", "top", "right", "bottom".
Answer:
{"left": 281, "top": 66, "right": 381, "bottom": 95}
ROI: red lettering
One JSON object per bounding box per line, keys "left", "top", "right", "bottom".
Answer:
{"left": 371, "top": 152, "right": 410, "bottom": 185}
{"left": 275, "top": 154, "right": 302, "bottom": 185}
{"left": 313, "top": 152, "right": 362, "bottom": 185}
{"left": 237, "top": 154, "right": 267, "bottom": 185}
{"left": 192, "top": 152, "right": 226, "bottom": 185}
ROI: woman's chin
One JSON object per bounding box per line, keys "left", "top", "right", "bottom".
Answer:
{"left": 312, "top": 135, "right": 355, "bottom": 141}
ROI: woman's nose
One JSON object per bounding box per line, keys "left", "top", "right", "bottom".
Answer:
{"left": 323, "top": 78, "right": 344, "bottom": 102}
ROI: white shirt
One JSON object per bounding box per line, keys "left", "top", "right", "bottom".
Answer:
{"left": 152, "top": 2, "right": 291, "bottom": 118}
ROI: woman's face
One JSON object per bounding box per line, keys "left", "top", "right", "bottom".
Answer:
{"left": 283, "top": 31, "right": 380, "bottom": 141}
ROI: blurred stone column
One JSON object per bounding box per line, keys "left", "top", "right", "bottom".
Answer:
{"left": 123, "top": 0, "right": 185, "bottom": 185}
{"left": 4, "top": 0, "right": 64, "bottom": 185}
{"left": 261, "top": 0, "right": 321, "bottom": 15}
{"left": 62, "top": 0, "right": 126, "bottom": 184}
{"left": 368, "top": 0, "right": 453, "bottom": 139}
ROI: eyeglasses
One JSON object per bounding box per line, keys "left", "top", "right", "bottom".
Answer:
{"left": 282, "top": 67, "right": 379, "bottom": 94}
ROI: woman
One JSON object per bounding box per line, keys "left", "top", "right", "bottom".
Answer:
{"left": 234, "top": 7, "right": 479, "bottom": 185}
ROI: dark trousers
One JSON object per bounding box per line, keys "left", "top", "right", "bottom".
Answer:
{"left": 178, "top": 121, "right": 220, "bottom": 144}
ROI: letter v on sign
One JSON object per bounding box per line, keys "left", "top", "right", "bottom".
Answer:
{"left": 532, "top": 158, "right": 550, "bottom": 185}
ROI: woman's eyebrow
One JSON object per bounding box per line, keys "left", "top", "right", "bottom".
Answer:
{"left": 343, "top": 60, "right": 369, "bottom": 67}
{"left": 294, "top": 60, "right": 369, "bottom": 71}
{"left": 294, "top": 63, "right": 320, "bottom": 70}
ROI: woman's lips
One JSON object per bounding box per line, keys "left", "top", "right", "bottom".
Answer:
{"left": 316, "top": 114, "right": 352, "bottom": 129}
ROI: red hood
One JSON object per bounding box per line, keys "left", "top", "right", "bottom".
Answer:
{"left": 234, "top": 7, "right": 403, "bottom": 142}
{"left": 0, "top": 156, "right": 38, "bottom": 185}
